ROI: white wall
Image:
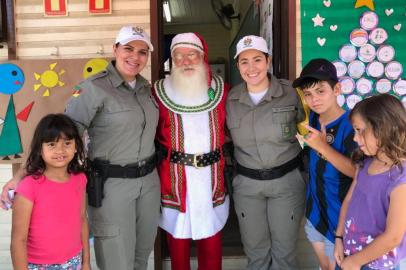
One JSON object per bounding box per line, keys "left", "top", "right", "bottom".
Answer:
{"left": 16, "top": 0, "right": 149, "bottom": 59}
{"left": 0, "top": 164, "right": 12, "bottom": 269}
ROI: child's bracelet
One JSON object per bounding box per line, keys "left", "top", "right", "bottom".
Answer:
{"left": 335, "top": 235, "right": 343, "bottom": 240}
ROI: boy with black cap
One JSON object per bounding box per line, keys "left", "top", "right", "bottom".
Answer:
{"left": 292, "top": 58, "right": 357, "bottom": 270}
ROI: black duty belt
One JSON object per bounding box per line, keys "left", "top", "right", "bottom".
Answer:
{"left": 93, "top": 154, "right": 157, "bottom": 179}
{"left": 236, "top": 156, "right": 302, "bottom": 180}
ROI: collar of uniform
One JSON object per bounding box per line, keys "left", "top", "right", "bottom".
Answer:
{"left": 133, "top": 74, "right": 150, "bottom": 94}
{"left": 230, "top": 74, "right": 283, "bottom": 106}
{"left": 262, "top": 74, "right": 283, "bottom": 101}
{"left": 108, "top": 61, "right": 149, "bottom": 92}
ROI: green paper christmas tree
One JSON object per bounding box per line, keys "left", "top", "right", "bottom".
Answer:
{"left": 0, "top": 95, "right": 23, "bottom": 158}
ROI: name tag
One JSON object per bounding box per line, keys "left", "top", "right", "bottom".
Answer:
{"left": 272, "top": 106, "right": 296, "bottom": 113}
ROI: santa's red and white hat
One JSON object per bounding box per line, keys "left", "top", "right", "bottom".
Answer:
{"left": 170, "top": 33, "right": 204, "bottom": 54}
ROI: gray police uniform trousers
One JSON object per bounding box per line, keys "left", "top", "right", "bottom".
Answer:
{"left": 233, "top": 169, "right": 305, "bottom": 270}
{"left": 88, "top": 169, "right": 160, "bottom": 270}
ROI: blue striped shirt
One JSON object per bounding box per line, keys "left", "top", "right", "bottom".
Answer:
{"left": 305, "top": 110, "right": 356, "bottom": 243}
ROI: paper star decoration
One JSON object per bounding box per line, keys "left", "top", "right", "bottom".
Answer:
{"left": 312, "top": 13, "right": 325, "bottom": 27}
{"left": 354, "top": 0, "right": 375, "bottom": 11}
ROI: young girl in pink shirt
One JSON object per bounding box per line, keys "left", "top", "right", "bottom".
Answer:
{"left": 11, "top": 114, "right": 90, "bottom": 270}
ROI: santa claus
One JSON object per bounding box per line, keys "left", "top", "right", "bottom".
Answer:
{"left": 154, "top": 33, "right": 229, "bottom": 270}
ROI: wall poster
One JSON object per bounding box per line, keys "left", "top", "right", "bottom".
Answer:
{"left": 89, "top": 0, "right": 112, "bottom": 15}
{"left": 43, "top": 0, "right": 68, "bottom": 17}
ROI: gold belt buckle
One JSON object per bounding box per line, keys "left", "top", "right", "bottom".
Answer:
{"left": 192, "top": 153, "right": 203, "bottom": 169}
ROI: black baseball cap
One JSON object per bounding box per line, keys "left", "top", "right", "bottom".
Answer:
{"left": 292, "top": 58, "right": 338, "bottom": 88}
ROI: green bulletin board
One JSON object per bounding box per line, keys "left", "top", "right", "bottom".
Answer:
{"left": 300, "top": 0, "right": 406, "bottom": 109}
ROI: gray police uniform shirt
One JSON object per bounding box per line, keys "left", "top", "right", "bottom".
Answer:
{"left": 65, "top": 61, "right": 159, "bottom": 166}
{"left": 226, "top": 75, "right": 305, "bottom": 170}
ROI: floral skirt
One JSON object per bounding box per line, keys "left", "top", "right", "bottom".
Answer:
{"left": 28, "top": 252, "right": 82, "bottom": 270}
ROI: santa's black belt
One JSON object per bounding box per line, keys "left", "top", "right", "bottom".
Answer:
{"left": 170, "top": 149, "right": 221, "bottom": 168}
{"left": 236, "top": 156, "right": 302, "bottom": 180}
{"left": 156, "top": 142, "right": 222, "bottom": 168}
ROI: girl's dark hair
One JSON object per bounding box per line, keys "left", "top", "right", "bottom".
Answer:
{"left": 349, "top": 94, "right": 406, "bottom": 172}
{"left": 25, "top": 114, "right": 86, "bottom": 177}
{"left": 297, "top": 77, "right": 337, "bottom": 91}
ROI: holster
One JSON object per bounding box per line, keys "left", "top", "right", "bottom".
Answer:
{"left": 222, "top": 141, "right": 235, "bottom": 195}
{"left": 86, "top": 159, "right": 109, "bottom": 208}
{"left": 155, "top": 140, "right": 167, "bottom": 164}
{"left": 224, "top": 164, "right": 235, "bottom": 195}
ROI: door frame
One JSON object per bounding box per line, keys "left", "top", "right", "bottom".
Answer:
{"left": 149, "top": 1, "right": 297, "bottom": 269}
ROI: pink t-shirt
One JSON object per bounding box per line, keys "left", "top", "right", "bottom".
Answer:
{"left": 16, "top": 173, "right": 87, "bottom": 264}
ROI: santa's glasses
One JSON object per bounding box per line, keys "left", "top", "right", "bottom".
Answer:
{"left": 173, "top": 52, "right": 200, "bottom": 62}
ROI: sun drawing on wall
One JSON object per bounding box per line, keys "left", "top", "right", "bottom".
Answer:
{"left": 34, "top": 62, "right": 65, "bottom": 96}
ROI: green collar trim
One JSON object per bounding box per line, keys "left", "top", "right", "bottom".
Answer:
{"left": 155, "top": 74, "right": 224, "bottom": 114}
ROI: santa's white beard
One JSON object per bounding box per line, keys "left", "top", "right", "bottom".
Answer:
{"left": 168, "top": 62, "right": 209, "bottom": 106}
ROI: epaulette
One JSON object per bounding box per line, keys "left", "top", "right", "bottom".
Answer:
{"left": 87, "top": 70, "right": 108, "bottom": 81}
{"left": 71, "top": 70, "right": 108, "bottom": 97}
{"left": 279, "top": 78, "right": 293, "bottom": 87}
{"left": 227, "top": 85, "right": 241, "bottom": 100}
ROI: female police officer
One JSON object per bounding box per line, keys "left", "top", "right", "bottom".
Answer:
{"left": 226, "top": 35, "right": 306, "bottom": 270}
{"left": 1, "top": 26, "right": 160, "bottom": 270}
{"left": 65, "top": 25, "right": 160, "bottom": 270}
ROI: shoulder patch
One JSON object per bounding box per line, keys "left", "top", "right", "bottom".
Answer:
{"left": 72, "top": 85, "right": 83, "bottom": 97}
